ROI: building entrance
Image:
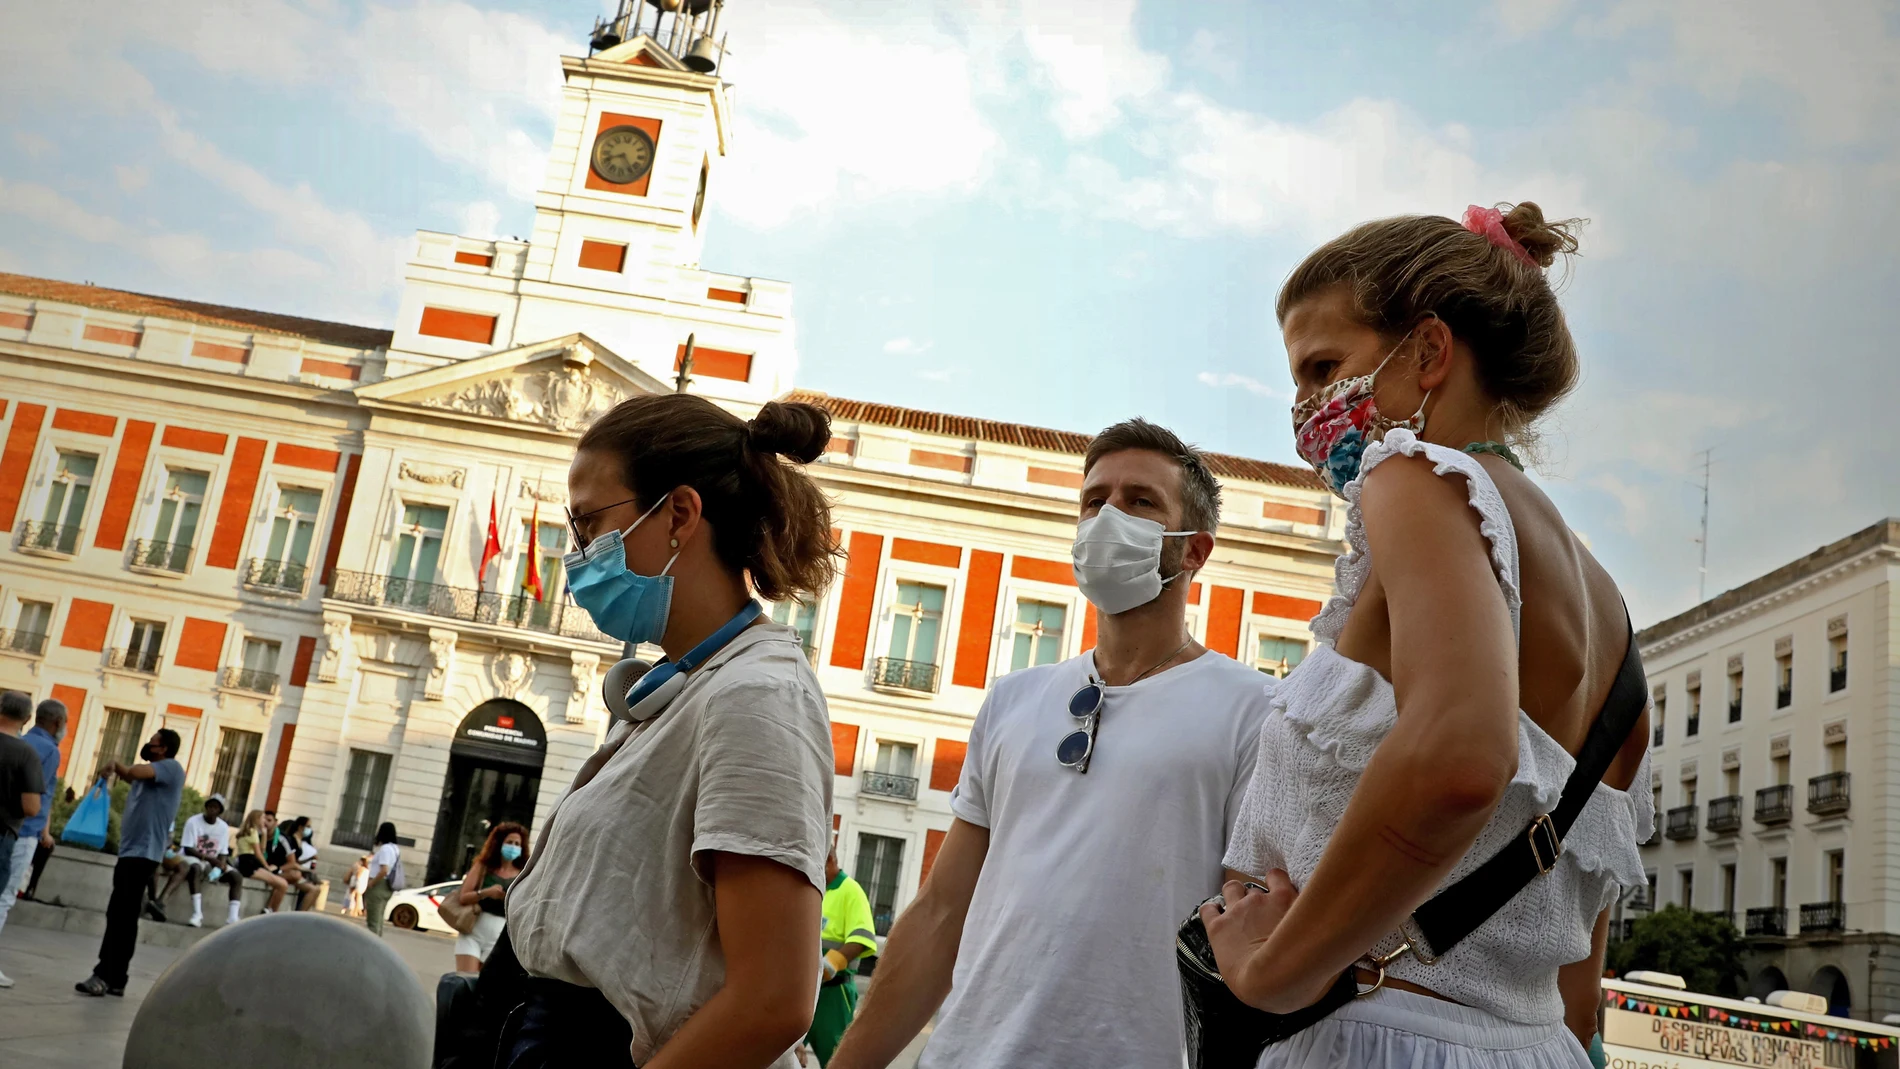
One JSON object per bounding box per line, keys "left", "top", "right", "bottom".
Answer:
{"left": 427, "top": 699, "right": 546, "bottom": 883}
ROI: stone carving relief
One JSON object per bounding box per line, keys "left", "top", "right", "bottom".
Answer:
{"left": 520, "top": 478, "right": 567, "bottom": 505}
{"left": 425, "top": 363, "right": 625, "bottom": 432}
{"left": 492, "top": 651, "right": 533, "bottom": 699}
{"left": 424, "top": 628, "right": 457, "bottom": 701}
{"left": 317, "top": 612, "right": 351, "bottom": 684}
{"left": 568, "top": 652, "right": 600, "bottom": 724}
{"left": 398, "top": 461, "right": 466, "bottom": 488}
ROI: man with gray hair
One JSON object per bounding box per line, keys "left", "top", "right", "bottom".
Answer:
{"left": 0, "top": 691, "right": 47, "bottom": 988}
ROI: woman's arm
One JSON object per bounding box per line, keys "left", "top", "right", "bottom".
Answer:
{"left": 1559, "top": 910, "right": 1610, "bottom": 1048}
{"left": 456, "top": 861, "right": 487, "bottom": 906}
{"left": 1205, "top": 458, "right": 1522, "bottom": 1011}
{"left": 643, "top": 852, "right": 821, "bottom": 1069}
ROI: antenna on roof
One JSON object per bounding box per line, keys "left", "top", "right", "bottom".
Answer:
{"left": 590, "top": 0, "right": 727, "bottom": 74}
{"left": 1692, "top": 448, "right": 1714, "bottom": 603}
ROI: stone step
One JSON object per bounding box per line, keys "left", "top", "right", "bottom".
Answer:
{"left": 7, "top": 897, "right": 222, "bottom": 950}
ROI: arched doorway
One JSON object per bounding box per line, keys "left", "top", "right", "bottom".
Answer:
{"left": 425, "top": 699, "right": 547, "bottom": 883}
{"left": 1808, "top": 965, "right": 1852, "bottom": 1017}
{"left": 1749, "top": 966, "right": 1789, "bottom": 1000}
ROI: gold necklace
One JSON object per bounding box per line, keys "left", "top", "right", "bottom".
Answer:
{"left": 1102, "top": 635, "right": 1194, "bottom": 688}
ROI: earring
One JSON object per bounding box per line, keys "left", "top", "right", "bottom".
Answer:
{"left": 670, "top": 538, "right": 679, "bottom": 548}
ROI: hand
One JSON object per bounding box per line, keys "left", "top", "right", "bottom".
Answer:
{"left": 483, "top": 885, "right": 506, "bottom": 900}
{"left": 1197, "top": 870, "right": 1304, "bottom": 1012}
{"left": 41, "top": 829, "right": 54, "bottom": 849}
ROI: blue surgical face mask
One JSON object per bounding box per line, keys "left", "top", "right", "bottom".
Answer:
{"left": 562, "top": 496, "right": 680, "bottom": 644}
{"left": 499, "top": 843, "right": 523, "bottom": 862}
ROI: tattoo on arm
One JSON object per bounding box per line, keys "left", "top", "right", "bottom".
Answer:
{"left": 1377, "top": 825, "right": 1447, "bottom": 867}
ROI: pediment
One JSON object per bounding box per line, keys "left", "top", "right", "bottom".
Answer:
{"left": 359, "top": 333, "right": 668, "bottom": 433}
{"left": 592, "top": 35, "right": 687, "bottom": 72}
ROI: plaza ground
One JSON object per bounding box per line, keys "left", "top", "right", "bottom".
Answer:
{"left": 0, "top": 908, "right": 929, "bottom": 1069}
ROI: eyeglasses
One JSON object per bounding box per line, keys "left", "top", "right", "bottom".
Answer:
{"left": 566, "top": 498, "right": 640, "bottom": 552}
{"left": 1057, "top": 680, "right": 1107, "bottom": 773}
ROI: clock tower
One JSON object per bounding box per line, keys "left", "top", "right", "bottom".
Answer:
{"left": 385, "top": 0, "right": 795, "bottom": 407}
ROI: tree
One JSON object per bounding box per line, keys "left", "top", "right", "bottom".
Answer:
{"left": 1607, "top": 905, "right": 1747, "bottom": 997}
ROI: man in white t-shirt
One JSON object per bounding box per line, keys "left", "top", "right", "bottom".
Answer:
{"left": 153, "top": 794, "right": 241, "bottom": 927}
{"left": 831, "top": 419, "right": 1279, "bottom": 1069}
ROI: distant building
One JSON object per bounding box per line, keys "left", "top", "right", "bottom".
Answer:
{"left": 1633, "top": 518, "right": 1900, "bottom": 1019}
{"left": 0, "top": 12, "right": 1340, "bottom": 929}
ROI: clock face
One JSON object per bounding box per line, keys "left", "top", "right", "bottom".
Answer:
{"left": 591, "top": 125, "right": 655, "bottom": 186}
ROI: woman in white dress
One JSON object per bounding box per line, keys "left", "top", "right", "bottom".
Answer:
{"left": 1202, "top": 202, "right": 1653, "bottom": 1067}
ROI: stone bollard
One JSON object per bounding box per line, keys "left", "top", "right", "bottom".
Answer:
{"left": 124, "top": 912, "right": 432, "bottom": 1069}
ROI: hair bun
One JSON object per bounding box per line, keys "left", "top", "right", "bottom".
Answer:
{"left": 746, "top": 401, "right": 831, "bottom": 464}
{"left": 1499, "top": 201, "right": 1583, "bottom": 269}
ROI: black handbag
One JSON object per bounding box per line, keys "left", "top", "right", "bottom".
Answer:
{"left": 1178, "top": 624, "right": 1648, "bottom": 1069}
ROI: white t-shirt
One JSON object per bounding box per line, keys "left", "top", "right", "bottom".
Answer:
{"left": 369, "top": 842, "right": 403, "bottom": 888}
{"left": 180, "top": 814, "right": 230, "bottom": 861}
{"left": 920, "top": 650, "right": 1273, "bottom": 1069}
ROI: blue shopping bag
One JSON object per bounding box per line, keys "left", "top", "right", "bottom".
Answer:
{"left": 61, "top": 778, "right": 110, "bottom": 849}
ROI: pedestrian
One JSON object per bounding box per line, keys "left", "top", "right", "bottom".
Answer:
{"left": 231, "top": 809, "right": 292, "bottom": 915}
{"left": 452, "top": 822, "right": 526, "bottom": 973}
{"left": 805, "top": 841, "right": 878, "bottom": 1065}
{"left": 274, "top": 815, "right": 323, "bottom": 910}
{"left": 504, "top": 395, "right": 839, "bottom": 1068}
{"left": 344, "top": 854, "right": 369, "bottom": 917}
{"left": 75, "top": 727, "right": 184, "bottom": 997}
{"left": 0, "top": 697, "right": 62, "bottom": 987}
{"left": 831, "top": 419, "right": 1275, "bottom": 1069}
{"left": 1197, "top": 202, "right": 1650, "bottom": 1066}
{"left": 0, "top": 692, "right": 47, "bottom": 989}
{"left": 362, "top": 821, "right": 403, "bottom": 936}
{"left": 152, "top": 794, "right": 241, "bottom": 927}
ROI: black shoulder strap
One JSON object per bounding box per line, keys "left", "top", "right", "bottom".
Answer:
{"left": 1408, "top": 617, "right": 1649, "bottom": 959}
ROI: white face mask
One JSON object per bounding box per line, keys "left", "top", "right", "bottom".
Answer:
{"left": 1071, "top": 504, "right": 1195, "bottom": 615}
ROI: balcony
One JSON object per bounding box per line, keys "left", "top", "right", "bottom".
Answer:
{"left": 16, "top": 520, "right": 82, "bottom": 555}
{"left": 1799, "top": 900, "right": 1846, "bottom": 933}
{"left": 1807, "top": 772, "right": 1850, "bottom": 817}
{"left": 872, "top": 657, "right": 939, "bottom": 694}
{"left": 1728, "top": 700, "right": 1742, "bottom": 724}
{"left": 326, "top": 569, "right": 616, "bottom": 644}
{"left": 243, "top": 557, "right": 309, "bottom": 595}
{"left": 1704, "top": 909, "right": 1736, "bottom": 928}
{"left": 1664, "top": 805, "right": 1700, "bottom": 841}
{"left": 1745, "top": 906, "right": 1787, "bottom": 937}
{"left": 1706, "top": 795, "right": 1743, "bottom": 835}
{"left": 1686, "top": 715, "right": 1700, "bottom": 737}
{"left": 1776, "top": 685, "right": 1792, "bottom": 709}
{"left": 0, "top": 629, "right": 47, "bottom": 657}
{"left": 1652, "top": 723, "right": 1664, "bottom": 747}
{"left": 1755, "top": 784, "right": 1794, "bottom": 826}
{"left": 107, "top": 647, "right": 162, "bottom": 675}
{"left": 219, "top": 666, "right": 280, "bottom": 695}
{"left": 1830, "top": 665, "right": 1848, "bottom": 692}
{"left": 130, "top": 538, "right": 192, "bottom": 573}
{"left": 860, "top": 770, "right": 920, "bottom": 801}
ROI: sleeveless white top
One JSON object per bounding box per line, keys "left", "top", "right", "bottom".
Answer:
{"left": 1223, "top": 429, "right": 1654, "bottom": 1026}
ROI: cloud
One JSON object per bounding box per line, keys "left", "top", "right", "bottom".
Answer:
{"left": 11, "top": 131, "right": 56, "bottom": 159}
{"left": 113, "top": 164, "right": 150, "bottom": 193}
{"left": 915, "top": 368, "right": 957, "bottom": 383}
{"left": 1018, "top": 0, "right": 1170, "bottom": 139}
{"left": 882, "top": 337, "right": 933, "bottom": 355}
{"left": 1196, "top": 371, "right": 1286, "bottom": 399}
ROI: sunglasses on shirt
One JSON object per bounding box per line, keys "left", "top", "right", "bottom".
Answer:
{"left": 1057, "top": 680, "right": 1108, "bottom": 774}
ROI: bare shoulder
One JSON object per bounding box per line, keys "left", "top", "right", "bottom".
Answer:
{"left": 1358, "top": 450, "right": 1493, "bottom": 566}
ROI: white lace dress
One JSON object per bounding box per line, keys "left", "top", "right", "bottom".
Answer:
{"left": 1223, "top": 430, "right": 1654, "bottom": 1068}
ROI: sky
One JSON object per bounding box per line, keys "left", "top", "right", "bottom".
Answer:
{"left": 1, "top": 0, "right": 1896, "bottom": 627}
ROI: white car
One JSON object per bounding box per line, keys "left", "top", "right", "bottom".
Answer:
{"left": 383, "top": 880, "right": 463, "bottom": 935}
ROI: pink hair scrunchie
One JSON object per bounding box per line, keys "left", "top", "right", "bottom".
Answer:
{"left": 1462, "top": 205, "right": 1539, "bottom": 269}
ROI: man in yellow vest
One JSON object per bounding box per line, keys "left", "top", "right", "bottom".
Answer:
{"left": 806, "top": 842, "right": 878, "bottom": 1065}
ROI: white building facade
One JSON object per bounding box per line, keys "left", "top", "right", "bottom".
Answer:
{"left": 0, "top": 17, "right": 1343, "bottom": 932}
{"left": 1635, "top": 519, "right": 1900, "bottom": 1019}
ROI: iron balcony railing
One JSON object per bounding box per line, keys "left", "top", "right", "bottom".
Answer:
{"left": 861, "top": 770, "right": 920, "bottom": 801}
{"left": 1745, "top": 906, "right": 1787, "bottom": 937}
{"left": 1776, "top": 685, "right": 1792, "bottom": 709}
{"left": 326, "top": 568, "right": 616, "bottom": 644}
{"left": 1652, "top": 722, "right": 1665, "bottom": 747}
{"left": 1800, "top": 900, "right": 1846, "bottom": 933}
{"left": 243, "top": 557, "right": 309, "bottom": 594}
{"left": 1755, "top": 784, "right": 1794, "bottom": 825}
{"left": 1685, "top": 714, "right": 1700, "bottom": 737}
{"left": 220, "top": 666, "right": 280, "bottom": 695}
{"left": 1704, "top": 909, "right": 1736, "bottom": 928}
{"left": 0, "top": 629, "right": 47, "bottom": 656}
{"left": 1706, "top": 795, "right": 1743, "bottom": 835}
{"left": 331, "top": 828, "right": 374, "bottom": 850}
{"left": 1664, "top": 805, "right": 1700, "bottom": 841}
{"left": 1728, "top": 700, "right": 1743, "bottom": 723}
{"left": 107, "top": 647, "right": 162, "bottom": 674}
{"left": 131, "top": 538, "right": 192, "bottom": 573}
{"left": 1808, "top": 772, "right": 1850, "bottom": 816}
{"left": 873, "top": 657, "right": 940, "bottom": 694}
{"left": 1830, "top": 665, "right": 1848, "bottom": 692}
{"left": 1641, "top": 822, "right": 1662, "bottom": 847}
{"left": 16, "top": 520, "right": 82, "bottom": 554}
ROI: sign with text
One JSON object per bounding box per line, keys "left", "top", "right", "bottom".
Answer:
{"left": 1605, "top": 1009, "right": 1834, "bottom": 1069}
{"left": 454, "top": 700, "right": 546, "bottom": 759}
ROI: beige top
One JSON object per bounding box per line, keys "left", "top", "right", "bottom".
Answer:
{"left": 508, "top": 622, "right": 833, "bottom": 1065}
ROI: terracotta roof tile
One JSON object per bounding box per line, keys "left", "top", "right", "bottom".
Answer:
{"left": 787, "top": 389, "right": 1322, "bottom": 491}
{"left": 0, "top": 272, "right": 393, "bottom": 351}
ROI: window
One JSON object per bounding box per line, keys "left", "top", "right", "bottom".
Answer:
{"left": 30, "top": 450, "right": 96, "bottom": 552}
{"left": 232, "top": 638, "right": 281, "bottom": 693}
{"left": 1651, "top": 690, "right": 1666, "bottom": 747}
{"left": 1728, "top": 666, "right": 1743, "bottom": 723}
{"left": 100, "top": 708, "right": 147, "bottom": 766}
{"left": 1645, "top": 871, "right": 1657, "bottom": 909}
{"left": 335, "top": 749, "right": 393, "bottom": 844}
{"left": 11, "top": 600, "right": 52, "bottom": 654}
{"left": 506, "top": 518, "right": 568, "bottom": 627}
{"left": 257, "top": 487, "right": 323, "bottom": 589}
{"left": 1826, "top": 850, "right": 1845, "bottom": 903}
{"left": 1826, "top": 738, "right": 1846, "bottom": 774}
{"left": 888, "top": 582, "right": 945, "bottom": 665}
{"left": 1683, "top": 777, "right": 1698, "bottom": 807}
{"left": 151, "top": 468, "right": 209, "bottom": 549}
{"left": 872, "top": 741, "right": 917, "bottom": 779}
{"left": 1256, "top": 636, "right": 1307, "bottom": 678}
{"left": 1772, "top": 751, "right": 1790, "bottom": 786}
{"left": 770, "top": 598, "right": 819, "bottom": 659}
{"left": 209, "top": 728, "right": 263, "bottom": 813}
{"left": 855, "top": 832, "right": 906, "bottom": 936}
{"left": 1686, "top": 682, "right": 1701, "bottom": 737}
{"left": 1829, "top": 630, "right": 1848, "bottom": 692}
{"left": 1776, "top": 649, "right": 1793, "bottom": 709}
{"left": 1721, "top": 863, "right": 1737, "bottom": 917}
{"left": 1010, "top": 600, "right": 1067, "bottom": 671}
{"left": 1679, "top": 868, "right": 1694, "bottom": 909}
{"left": 120, "top": 619, "right": 165, "bottom": 673}
{"left": 1771, "top": 857, "right": 1788, "bottom": 910}
{"left": 1723, "top": 766, "right": 1740, "bottom": 796}
{"left": 389, "top": 503, "right": 450, "bottom": 604}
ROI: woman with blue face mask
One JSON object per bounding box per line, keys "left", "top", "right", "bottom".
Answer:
{"left": 454, "top": 821, "right": 528, "bottom": 973}
{"left": 504, "top": 395, "right": 841, "bottom": 1069}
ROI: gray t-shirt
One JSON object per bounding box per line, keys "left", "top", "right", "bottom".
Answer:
{"left": 119, "top": 758, "right": 185, "bottom": 861}
{"left": 509, "top": 622, "right": 833, "bottom": 1067}
{"left": 0, "top": 732, "right": 47, "bottom": 837}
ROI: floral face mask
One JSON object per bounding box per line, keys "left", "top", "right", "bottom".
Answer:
{"left": 1291, "top": 334, "right": 1430, "bottom": 497}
